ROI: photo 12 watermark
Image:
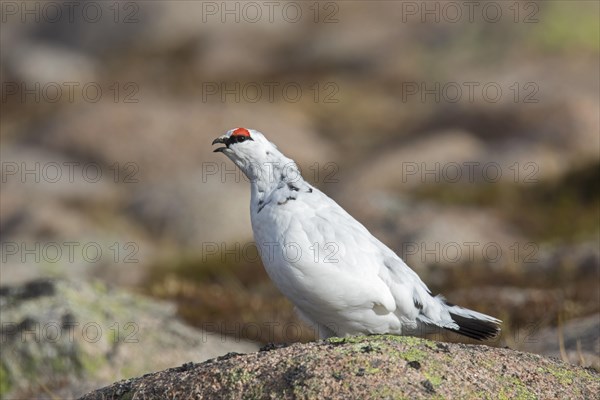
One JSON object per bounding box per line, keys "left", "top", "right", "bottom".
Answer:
{"left": 201, "top": 81, "right": 340, "bottom": 104}
{"left": 202, "top": 161, "right": 339, "bottom": 184}
{"left": 398, "top": 1, "right": 540, "bottom": 24}
{"left": 1, "top": 241, "right": 140, "bottom": 264}
{"left": 400, "top": 241, "right": 539, "bottom": 265}
{"left": 1, "top": 1, "right": 140, "bottom": 24}
{"left": 1, "top": 321, "right": 139, "bottom": 344}
{"left": 400, "top": 81, "right": 539, "bottom": 104}
{"left": 201, "top": 241, "right": 341, "bottom": 264}
{"left": 199, "top": 1, "right": 339, "bottom": 24}
{"left": 399, "top": 161, "right": 540, "bottom": 184}
{"left": 1, "top": 161, "right": 140, "bottom": 184}
{"left": 1, "top": 82, "right": 140, "bottom": 104}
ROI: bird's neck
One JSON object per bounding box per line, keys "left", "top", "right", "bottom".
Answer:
{"left": 248, "top": 155, "right": 306, "bottom": 204}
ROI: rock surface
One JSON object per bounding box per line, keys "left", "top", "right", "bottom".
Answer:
{"left": 80, "top": 335, "right": 599, "bottom": 400}
{"left": 0, "top": 279, "right": 259, "bottom": 399}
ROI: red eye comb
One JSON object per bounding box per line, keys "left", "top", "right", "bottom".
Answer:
{"left": 232, "top": 127, "right": 251, "bottom": 137}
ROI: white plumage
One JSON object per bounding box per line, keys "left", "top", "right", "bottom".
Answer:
{"left": 213, "top": 128, "right": 501, "bottom": 340}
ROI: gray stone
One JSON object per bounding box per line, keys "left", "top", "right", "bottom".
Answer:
{"left": 79, "top": 335, "right": 600, "bottom": 399}
{"left": 0, "top": 279, "right": 259, "bottom": 399}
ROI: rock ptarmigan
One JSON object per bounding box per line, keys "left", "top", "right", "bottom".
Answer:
{"left": 213, "top": 127, "right": 501, "bottom": 340}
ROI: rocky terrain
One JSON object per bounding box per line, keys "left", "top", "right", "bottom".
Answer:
{"left": 81, "top": 335, "right": 599, "bottom": 399}
{"left": 1, "top": 1, "right": 598, "bottom": 397}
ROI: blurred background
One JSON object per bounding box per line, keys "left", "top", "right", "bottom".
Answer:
{"left": 1, "top": 0, "right": 598, "bottom": 398}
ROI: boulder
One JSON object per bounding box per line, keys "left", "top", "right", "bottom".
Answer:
{"left": 80, "top": 335, "right": 599, "bottom": 399}
{"left": 0, "top": 279, "right": 258, "bottom": 399}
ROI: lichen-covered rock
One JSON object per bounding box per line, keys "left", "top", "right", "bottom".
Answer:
{"left": 0, "top": 279, "right": 258, "bottom": 399}
{"left": 80, "top": 335, "right": 599, "bottom": 400}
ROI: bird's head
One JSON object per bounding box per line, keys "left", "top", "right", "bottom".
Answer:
{"left": 212, "top": 128, "right": 288, "bottom": 181}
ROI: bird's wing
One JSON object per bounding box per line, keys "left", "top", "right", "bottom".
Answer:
{"left": 294, "top": 187, "right": 457, "bottom": 327}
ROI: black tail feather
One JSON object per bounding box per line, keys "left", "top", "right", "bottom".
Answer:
{"left": 446, "top": 312, "right": 501, "bottom": 341}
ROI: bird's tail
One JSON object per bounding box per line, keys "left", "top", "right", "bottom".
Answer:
{"left": 442, "top": 299, "right": 501, "bottom": 340}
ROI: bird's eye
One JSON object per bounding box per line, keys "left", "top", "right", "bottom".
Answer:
{"left": 238, "top": 136, "right": 246, "bottom": 142}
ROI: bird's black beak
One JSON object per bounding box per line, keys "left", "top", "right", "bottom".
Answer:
{"left": 212, "top": 136, "right": 229, "bottom": 153}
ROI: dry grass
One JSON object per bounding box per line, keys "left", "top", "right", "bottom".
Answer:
{"left": 413, "top": 162, "right": 600, "bottom": 243}
{"left": 146, "top": 255, "right": 315, "bottom": 343}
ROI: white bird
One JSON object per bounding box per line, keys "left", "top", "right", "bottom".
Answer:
{"left": 213, "top": 127, "right": 501, "bottom": 340}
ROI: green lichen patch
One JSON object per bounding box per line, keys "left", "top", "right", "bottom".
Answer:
{"left": 0, "top": 361, "right": 12, "bottom": 396}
